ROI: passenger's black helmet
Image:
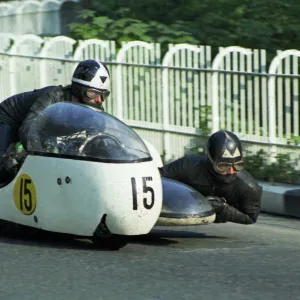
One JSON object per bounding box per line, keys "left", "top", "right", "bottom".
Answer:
{"left": 207, "top": 130, "right": 244, "bottom": 174}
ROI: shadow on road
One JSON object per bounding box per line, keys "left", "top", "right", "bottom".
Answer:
{"left": 129, "top": 228, "right": 227, "bottom": 247}
{"left": 0, "top": 224, "right": 95, "bottom": 250}
{"left": 0, "top": 223, "right": 228, "bottom": 250}
{"left": 151, "top": 228, "right": 227, "bottom": 239}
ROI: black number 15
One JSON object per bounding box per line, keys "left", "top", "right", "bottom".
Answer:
{"left": 131, "top": 177, "right": 155, "bottom": 210}
{"left": 20, "top": 178, "right": 33, "bottom": 212}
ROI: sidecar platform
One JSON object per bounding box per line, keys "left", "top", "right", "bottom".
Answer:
{"left": 156, "top": 178, "right": 216, "bottom": 226}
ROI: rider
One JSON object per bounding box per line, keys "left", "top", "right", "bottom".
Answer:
{"left": 159, "top": 130, "right": 262, "bottom": 225}
{"left": 0, "top": 59, "right": 111, "bottom": 183}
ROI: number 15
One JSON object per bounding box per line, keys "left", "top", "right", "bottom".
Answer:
{"left": 131, "top": 177, "right": 155, "bottom": 210}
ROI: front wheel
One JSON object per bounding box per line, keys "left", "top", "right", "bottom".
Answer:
{"left": 92, "top": 234, "right": 129, "bottom": 251}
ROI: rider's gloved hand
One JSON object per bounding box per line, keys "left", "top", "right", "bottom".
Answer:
{"left": 206, "top": 196, "right": 227, "bottom": 214}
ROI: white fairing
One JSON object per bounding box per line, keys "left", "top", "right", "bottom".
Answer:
{"left": 0, "top": 155, "right": 162, "bottom": 236}
{"left": 0, "top": 102, "right": 164, "bottom": 237}
{"left": 143, "top": 139, "right": 163, "bottom": 168}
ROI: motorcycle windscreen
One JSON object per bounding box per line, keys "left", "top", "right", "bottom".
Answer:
{"left": 157, "top": 177, "right": 216, "bottom": 226}
{"left": 26, "top": 102, "right": 151, "bottom": 163}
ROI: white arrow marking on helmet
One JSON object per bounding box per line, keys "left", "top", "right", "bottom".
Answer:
{"left": 224, "top": 131, "right": 233, "bottom": 140}
{"left": 222, "top": 147, "right": 241, "bottom": 158}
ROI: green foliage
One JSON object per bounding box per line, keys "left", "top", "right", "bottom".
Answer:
{"left": 70, "top": 0, "right": 300, "bottom": 55}
{"left": 198, "top": 105, "right": 212, "bottom": 136}
{"left": 67, "top": 9, "right": 198, "bottom": 50}
{"left": 287, "top": 135, "right": 300, "bottom": 146}
{"left": 244, "top": 150, "right": 300, "bottom": 185}
{"left": 68, "top": 10, "right": 113, "bottom": 40}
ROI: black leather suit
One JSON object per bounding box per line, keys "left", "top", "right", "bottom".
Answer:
{"left": 0, "top": 85, "right": 72, "bottom": 181}
{"left": 159, "top": 155, "right": 262, "bottom": 224}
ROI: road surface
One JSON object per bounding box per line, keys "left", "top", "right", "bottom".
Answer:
{"left": 0, "top": 213, "right": 299, "bottom": 300}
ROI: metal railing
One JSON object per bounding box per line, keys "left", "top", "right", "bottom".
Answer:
{"left": 0, "top": 34, "right": 299, "bottom": 164}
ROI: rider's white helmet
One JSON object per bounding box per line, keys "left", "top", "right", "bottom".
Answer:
{"left": 71, "top": 59, "right": 111, "bottom": 110}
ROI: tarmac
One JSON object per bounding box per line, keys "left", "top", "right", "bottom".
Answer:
{"left": 0, "top": 213, "right": 299, "bottom": 300}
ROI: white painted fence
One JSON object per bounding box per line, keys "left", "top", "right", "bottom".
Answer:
{"left": 0, "top": 0, "right": 80, "bottom": 35}
{"left": 0, "top": 34, "right": 299, "bottom": 164}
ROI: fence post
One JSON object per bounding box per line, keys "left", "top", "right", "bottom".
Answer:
{"left": 162, "top": 43, "right": 202, "bottom": 162}
{"left": 211, "top": 46, "right": 252, "bottom": 134}
{"left": 268, "top": 49, "right": 300, "bottom": 162}
{"left": 115, "top": 41, "right": 156, "bottom": 121}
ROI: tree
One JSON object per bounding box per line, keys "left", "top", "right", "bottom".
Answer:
{"left": 68, "top": 0, "right": 300, "bottom": 54}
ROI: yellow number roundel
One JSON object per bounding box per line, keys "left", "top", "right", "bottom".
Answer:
{"left": 13, "top": 174, "right": 37, "bottom": 215}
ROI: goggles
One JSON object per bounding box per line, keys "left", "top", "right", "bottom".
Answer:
{"left": 215, "top": 160, "right": 245, "bottom": 173}
{"left": 86, "top": 88, "right": 110, "bottom": 100}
